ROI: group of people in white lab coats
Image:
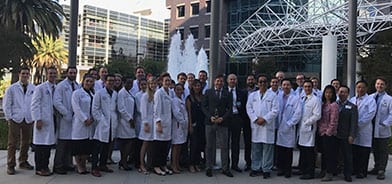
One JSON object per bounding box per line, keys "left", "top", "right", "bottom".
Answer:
{"left": 3, "top": 66, "right": 392, "bottom": 182}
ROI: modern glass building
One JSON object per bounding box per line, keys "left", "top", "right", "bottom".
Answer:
{"left": 225, "top": 0, "right": 338, "bottom": 78}
{"left": 61, "top": 4, "right": 167, "bottom": 75}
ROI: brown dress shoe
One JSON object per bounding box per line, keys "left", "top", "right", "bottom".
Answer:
{"left": 36, "top": 170, "right": 51, "bottom": 176}
{"left": 7, "top": 167, "right": 15, "bottom": 175}
{"left": 91, "top": 169, "right": 102, "bottom": 177}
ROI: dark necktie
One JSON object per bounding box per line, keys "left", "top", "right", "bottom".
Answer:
{"left": 52, "top": 85, "right": 55, "bottom": 97}
{"left": 215, "top": 89, "right": 220, "bottom": 99}
{"left": 260, "top": 93, "right": 264, "bottom": 100}
{"left": 71, "top": 82, "right": 75, "bottom": 91}
{"left": 372, "top": 94, "right": 380, "bottom": 132}
{"left": 22, "top": 84, "right": 27, "bottom": 94}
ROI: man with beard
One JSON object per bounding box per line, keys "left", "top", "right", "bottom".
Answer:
{"left": 53, "top": 66, "right": 80, "bottom": 174}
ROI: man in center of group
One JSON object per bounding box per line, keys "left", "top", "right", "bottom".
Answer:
{"left": 246, "top": 74, "right": 279, "bottom": 179}
{"left": 202, "top": 74, "right": 233, "bottom": 177}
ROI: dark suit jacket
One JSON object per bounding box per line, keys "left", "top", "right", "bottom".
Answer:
{"left": 227, "top": 87, "right": 248, "bottom": 121}
{"left": 202, "top": 88, "right": 233, "bottom": 126}
{"left": 336, "top": 100, "right": 359, "bottom": 139}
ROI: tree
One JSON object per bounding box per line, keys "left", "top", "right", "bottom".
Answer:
{"left": 105, "top": 58, "right": 135, "bottom": 78}
{"left": 141, "top": 59, "right": 167, "bottom": 77}
{"left": 0, "top": 27, "right": 35, "bottom": 79}
{"left": 0, "top": 0, "right": 65, "bottom": 82}
{"left": 358, "top": 29, "right": 392, "bottom": 94}
{"left": 0, "top": 0, "right": 65, "bottom": 37}
{"left": 30, "top": 34, "right": 68, "bottom": 84}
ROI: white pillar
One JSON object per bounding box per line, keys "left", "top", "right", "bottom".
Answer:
{"left": 321, "top": 35, "right": 338, "bottom": 89}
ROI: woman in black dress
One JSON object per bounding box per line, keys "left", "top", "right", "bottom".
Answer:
{"left": 186, "top": 79, "right": 206, "bottom": 172}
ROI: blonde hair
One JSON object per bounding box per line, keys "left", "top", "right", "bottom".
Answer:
{"left": 147, "top": 76, "right": 156, "bottom": 102}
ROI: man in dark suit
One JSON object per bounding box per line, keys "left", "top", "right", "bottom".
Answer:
{"left": 336, "top": 85, "right": 358, "bottom": 182}
{"left": 243, "top": 74, "right": 257, "bottom": 171}
{"left": 202, "top": 74, "right": 233, "bottom": 177}
{"left": 226, "top": 74, "right": 248, "bottom": 172}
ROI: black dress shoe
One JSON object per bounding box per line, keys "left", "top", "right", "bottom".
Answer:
{"left": 284, "top": 172, "right": 291, "bottom": 178}
{"left": 249, "top": 170, "right": 259, "bottom": 177}
{"left": 344, "top": 176, "right": 352, "bottom": 182}
{"left": 222, "top": 170, "right": 234, "bottom": 177}
{"left": 317, "top": 170, "right": 326, "bottom": 178}
{"left": 206, "top": 169, "right": 212, "bottom": 177}
{"left": 19, "top": 162, "right": 34, "bottom": 170}
{"left": 263, "top": 172, "right": 271, "bottom": 179}
{"left": 99, "top": 166, "right": 114, "bottom": 173}
{"left": 368, "top": 168, "right": 378, "bottom": 175}
{"left": 53, "top": 168, "right": 67, "bottom": 175}
{"left": 292, "top": 170, "right": 303, "bottom": 175}
{"left": 356, "top": 173, "right": 364, "bottom": 179}
{"left": 244, "top": 165, "right": 251, "bottom": 171}
{"left": 231, "top": 166, "right": 242, "bottom": 173}
{"left": 377, "top": 170, "right": 385, "bottom": 180}
{"left": 300, "top": 174, "right": 314, "bottom": 180}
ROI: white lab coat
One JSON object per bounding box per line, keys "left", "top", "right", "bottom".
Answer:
{"left": 298, "top": 94, "right": 321, "bottom": 147}
{"left": 134, "top": 91, "right": 144, "bottom": 137}
{"left": 246, "top": 90, "right": 279, "bottom": 144}
{"left": 53, "top": 78, "right": 80, "bottom": 140}
{"left": 92, "top": 88, "right": 118, "bottom": 143}
{"left": 3, "top": 82, "right": 35, "bottom": 123}
{"left": 94, "top": 79, "right": 104, "bottom": 92}
{"left": 71, "top": 88, "right": 95, "bottom": 140}
{"left": 276, "top": 92, "right": 302, "bottom": 148}
{"left": 171, "top": 97, "right": 188, "bottom": 144}
{"left": 350, "top": 94, "right": 376, "bottom": 147}
{"left": 31, "top": 81, "right": 56, "bottom": 145}
{"left": 153, "top": 87, "right": 173, "bottom": 141}
{"left": 139, "top": 92, "right": 154, "bottom": 141}
{"left": 117, "top": 87, "right": 137, "bottom": 139}
{"left": 130, "top": 80, "right": 140, "bottom": 96}
{"left": 370, "top": 92, "right": 392, "bottom": 138}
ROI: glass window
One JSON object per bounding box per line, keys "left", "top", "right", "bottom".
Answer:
{"left": 206, "top": 0, "right": 211, "bottom": 13}
{"left": 204, "top": 25, "right": 210, "bottom": 38}
{"left": 191, "top": 3, "right": 199, "bottom": 15}
{"left": 190, "top": 27, "right": 199, "bottom": 39}
{"left": 177, "top": 5, "right": 185, "bottom": 17}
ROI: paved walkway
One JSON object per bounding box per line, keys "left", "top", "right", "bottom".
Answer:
{"left": 0, "top": 149, "right": 391, "bottom": 184}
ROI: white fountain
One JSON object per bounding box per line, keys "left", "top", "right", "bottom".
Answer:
{"left": 167, "top": 32, "right": 209, "bottom": 81}
{"left": 196, "top": 47, "right": 209, "bottom": 76}
{"left": 167, "top": 31, "right": 182, "bottom": 80}
{"left": 182, "top": 34, "right": 198, "bottom": 75}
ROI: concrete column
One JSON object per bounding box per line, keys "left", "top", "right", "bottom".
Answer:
{"left": 347, "top": 0, "right": 357, "bottom": 96}
{"left": 321, "top": 35, "right": 337, "bottom": 89}
{"left": 209, "top": 0, "right": 220, "bottom": 84}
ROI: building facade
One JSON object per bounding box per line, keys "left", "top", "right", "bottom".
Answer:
{"left": 166, "top": 0, "right": 345, "bottom": 85}
{"left": 61, "top": 4, "right": 167, "bottom": 76}
{"left": 166, "top": 0, "right": 211, "bottom": 58}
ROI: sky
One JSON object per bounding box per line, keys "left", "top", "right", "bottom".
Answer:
{"left": 59, "top": 0, "right": 170, "bottom": 21}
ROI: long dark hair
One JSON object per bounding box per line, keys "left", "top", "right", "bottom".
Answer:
{"left": 322, "top": 85, "right": 337, "bottom": 103}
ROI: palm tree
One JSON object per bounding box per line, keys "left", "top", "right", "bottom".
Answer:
{"left": 31, "top": 34, "right": 68, "bottom": 84}
{"left": 0, "top": 0, "right": 65, "bottom": 82}
{"left": 0, "top": 0, "right": 65, "bottom": 37}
